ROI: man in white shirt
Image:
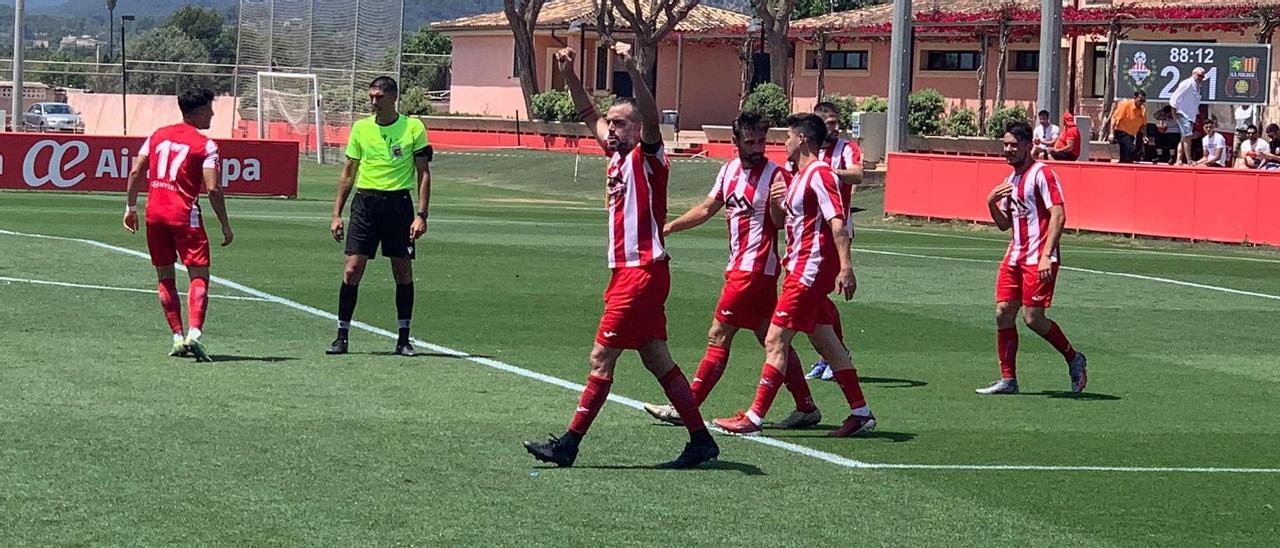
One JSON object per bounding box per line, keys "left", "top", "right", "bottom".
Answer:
{"left": 1195, "top": 118, "right": 1228, "bottom": 168}
{"left": 1169, "top": 67, "right": 1206, "bottom": 165}
{"left": 1237, "top": 124, "right": 1267, "bottom": 169}
{"left": 1032, "top": 109, "right": 1061, "bottom": 160}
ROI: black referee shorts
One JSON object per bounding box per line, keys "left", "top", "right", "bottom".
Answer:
{"left": 345, "top": 189, "right": 416, "bottom": 260}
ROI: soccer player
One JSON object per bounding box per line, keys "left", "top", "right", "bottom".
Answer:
{"left": 122, "top": 87, "right": 234, "bottom": 362}
{"left": 977, "top": 120, "right": 1088, "bottom": 395}
{"left": 641, "top": 111, "right": 822, "bottom": 430}
{"left": 327, "top": 76, "right": 432, "bottom": 357}
{"left": 804, "top": 102, "right": 864, "bottom": 381}
{"left": 523, "top": 43, "right": 718, "bottom": 469}
{"left": 712, "top": 114, "right": 876, "bottom": 437}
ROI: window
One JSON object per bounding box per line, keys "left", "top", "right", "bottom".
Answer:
{"left": 595, "top": 45, "right": 610, "bottom": 90}
{"left": 1012, "top": 51, "right": 1039, "bottom": 72}
{"left": 924, "top": 50, "right": 981, "bottom": 71}
{"left": 1090, "top": 43, "right": 1107, "bottom": 98}
{"left": 806, "top": 49, "right": 869, "bottom": 71}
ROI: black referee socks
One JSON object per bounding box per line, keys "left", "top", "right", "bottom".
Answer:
{"left": 337, "top": 283, "right": 359, "bottom": 340}
{"left": 396, "top": 283, "right": 414, "bottom": 344}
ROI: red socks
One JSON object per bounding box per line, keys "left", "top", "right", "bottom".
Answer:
{"left": 157, "top": 279, "right": 184, "bottom": 334}
{"left": 1041, "top": 321, "right": 1078, "bottom": 362}
{"left": 690, "top": 345, "right": 730, "bottom": 405}
{"left": 831, "top": 368, "right": 867, "bottom": 410}
{"left": 783, "top": 348, "right": 817, "bottom": 412}
{"left": 188, "top": 277, "right": 209, "bottom": 332}
{"left": 658, "top": 366, "right": 707, "bottom": 433}
{"left": 747, "top": 363, "right": 786, "bottom": 423}
{"left": 998, "top": 327, "right": 1019, "bottom": 379}
{"left": 568, "top": 374, "right": 613, "bottom": 435}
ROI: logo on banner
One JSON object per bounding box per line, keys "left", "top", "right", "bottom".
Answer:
{"left": 23, "top": 139, "right": 90, "bottom": 188}
{"left": 1126, "top": 51, "right": 1152, "bottom": 88}
{"left": 1226, "top": 56, "right": 1262, "bottom": 100}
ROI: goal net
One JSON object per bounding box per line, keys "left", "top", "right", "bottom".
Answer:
{"left": 258, "top": 72, "right": 324, "bottom": 164}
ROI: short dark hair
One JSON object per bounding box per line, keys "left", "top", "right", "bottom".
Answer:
{"left": 369, "top": 76, "right": 399, "bottom": 96}
{"left": 177, "top": 87, "right": 215, "bottom": 116}
{"left": 1038, "top": 109, "right": 1050, "bottom": 118}
{"left": 1248, "top": 124, "right": 1259, "bottom": 132}
{"left": 1133, "top": 90, "right": 1146, "bottom": 99}
{"left": 785, "top": 113, "right": 828, "bottom": 148}
{"left": 608, "top": 96, "right": 640, "bottom": 121}
{"left": 732, "top": 110, "right": 768, "bottom": 141}
{"left": 813, "top": 101, "right": 840, "bottom": 117}
{"left": 1005, "top": 120, "right": 1034, "bottom": 144}
{"left": 1268, "top": 123, "right": 1280, "bottom": 133}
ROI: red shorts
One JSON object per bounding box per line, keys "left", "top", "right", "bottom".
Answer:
{"left": 996, "top": 262, "right": 1059, "bottom": 308}
{"left": 714, "top": 270, "right": 779, "bottom": 330}
{"left": 772, "top": 274, "right": 840, "bottom": 335}
{"left": 146, "top": 221, "right": 210, "bottom": 267}
{"left": 596, "top": 261, "right": 670, "bottom": 350}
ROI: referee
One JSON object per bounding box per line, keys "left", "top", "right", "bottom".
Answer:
{"left": 328, "top": 76, "right": 433, "bottom": 356}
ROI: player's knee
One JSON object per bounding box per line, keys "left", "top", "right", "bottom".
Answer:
{"left": 1022, "top": 308, "right": 1046, "bottom": 327}
{"left": 342, "top": 262, "right": 366, "bottom": 284}
{"left": 588, "top": 349, "right": 616, "bottom": 378}
{"left": 706, "top": 323, "right": 734, "bottom": 348}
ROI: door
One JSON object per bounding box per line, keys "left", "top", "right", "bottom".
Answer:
{"left": 25, "top": 105, "right": 42, "bottom": 129}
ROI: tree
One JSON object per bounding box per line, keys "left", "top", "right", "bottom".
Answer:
{"left": 107, "top": 0, "right": 118, "bottom": 60}
{"left": 793, "top": 0, "right": 884, "bottom": 19}
{"left": 752, "top": 0, "right": 799, "bottom": 90}
{"left": 404, "top": 26, "right": 453, "bottom": 55}
{"left": 594, "top": 0, "right": 702, "bottom": 90}
{"left": 128, "top": 26, "right": 212, "bottom": 94}
{"left": 168, "top": 6, "right": 230, "bottom": 62}
{"left": 402, "top": 27, "right": 454, "bottom": 94}
{"left": 504, "top": 0, "right": 547, "bottom": 117}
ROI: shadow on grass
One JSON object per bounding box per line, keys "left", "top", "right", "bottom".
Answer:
{"left": 209, "top": 355, "right": 297, "bottom": 363}
{"left": 763, "top": 430, "right": 917, "bottom": 443}
{"left": 860, "top": 376, "right": 929, "bottom": 389}
{"left": 1024, "top": 390, "right": 1121, "bottom": 401}
{"left": 569, "top": 459, "right": 765, "bottom": 475}
{"left": 347, "top": 351, "right": 494, "bottom": 359}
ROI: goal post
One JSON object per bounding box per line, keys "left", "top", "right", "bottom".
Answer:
{"left": 257, "top": 71, "right": 325, "bottom": 164}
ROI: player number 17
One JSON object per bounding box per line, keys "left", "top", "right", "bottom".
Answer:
{"left": 153, "top": 140, "right": 191, "bottom": 183}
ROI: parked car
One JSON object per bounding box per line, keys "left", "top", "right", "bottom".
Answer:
{"left": 24, "top": 102, "right": 85, "bottom": 133}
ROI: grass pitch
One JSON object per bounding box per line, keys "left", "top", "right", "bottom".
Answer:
{"left": 1, "top": 150, "right": 1278, "bottom": 545}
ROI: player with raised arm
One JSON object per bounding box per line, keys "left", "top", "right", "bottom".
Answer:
{"left": 804, "top": 101, "right": 864, "bottom": 381}
{"left": 641, "top": 110, "right": 822, "bottom": 430}
{"left": 327, "top": 77, "right": 433, "bottom": 357}
{"left": 712, "top": 114, "right": 877, "bottom": 437}
{"left": 122, "top": 88, "right": 233, "bottom": 362}
{"left": 977, "top": 120, "right": 1088, "bottom": 396}
{"left": 523, "top": 44, "right": 718, "bottom": 469}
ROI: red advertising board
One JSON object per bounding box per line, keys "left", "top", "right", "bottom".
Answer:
{"left": 0, "top": 133, "right": 298, "bottom": 197}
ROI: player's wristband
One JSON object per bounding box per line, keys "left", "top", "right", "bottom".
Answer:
{"left": 417, "top": 210, "right": 429, "bottom": 221}
{"left": 126, "top": 205, "right": 137, "bottom": 213}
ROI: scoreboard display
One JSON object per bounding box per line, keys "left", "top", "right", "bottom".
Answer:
{"left": 1114, "top": 41, "right": 1272, "bottom": 105}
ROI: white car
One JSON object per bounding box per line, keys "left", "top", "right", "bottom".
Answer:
{"left": 24, "top": 102, "right": 85, "bottom": 133}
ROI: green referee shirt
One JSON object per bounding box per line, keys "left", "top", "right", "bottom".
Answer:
{"left": 345, "top": 114, "right": 429, "bottom": 191}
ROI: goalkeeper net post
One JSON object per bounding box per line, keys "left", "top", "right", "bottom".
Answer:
{"left": 257, "top": 71, "right": 325, "bottom": 164}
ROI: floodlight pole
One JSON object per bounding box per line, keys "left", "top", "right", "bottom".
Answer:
{"left": 121, "top": 15, "right": 134, "bottom": 136}
{"left": 1037, "top": 0, "right": 1063, "bottom": 121}
{"left": 885, "top": 0, "right": 912, "bottom": 153}
{"left": 11, "top": 0, "right": 25, "bottom": 132}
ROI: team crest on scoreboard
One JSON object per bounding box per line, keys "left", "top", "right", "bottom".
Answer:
{"left": 1125, "top": 51, "right": 1152, "bottom": 89}
{"left": 1226, "top": 56, "right": 1262, "bottom": 100}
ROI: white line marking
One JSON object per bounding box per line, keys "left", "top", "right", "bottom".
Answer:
{"left": 859, "top": 248, "right": 1280, "bottom": 302}
{"left": 2, "top": 228, "right": 1278, "bottom": 474}
{"left": 0, "top": 275, "right": 271, "bottom": 302}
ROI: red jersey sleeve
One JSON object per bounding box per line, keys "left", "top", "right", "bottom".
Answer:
{"left": 810, "top": 169, "right": 844, "bottom": 222}
{"left": 708, "top": 161, "right": 730, "bottom": 201}
{"left": 1036, "top": 167, "right": 1066, "bottom": 208}
{"left": 846, "top": 141, "right": 863, "bottom": 166}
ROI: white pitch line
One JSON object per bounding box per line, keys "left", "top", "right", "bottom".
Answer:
{"left": 2, "top": 228, "right": 1279, "bottom": 475}
{"left": 0, "top": 275, "right": 271, "bottom": 302}
{"left": 858, "top": 248, "right": 1280, "bottom": 302}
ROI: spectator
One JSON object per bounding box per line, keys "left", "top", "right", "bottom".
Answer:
{"left": 1032, "top": 110, "right": 1061, "bottom": 160}
{"left": 1050, "top": 112, "right": 1081, "bottom": 161}
{"left": 1234, "top": 104, "right": 1256, "bottom": 134}
{"left": 1194, "top": 118, "right": 1227, "bottom": 167}
{"left": 1237, "top": 124, "right": 1267, "bottom": 169}
{"left": 1191, "top": 104, "right": 1209, "bottom": 160}
{"left": 1110, "top": 90, "right": 1147, "bottom": 163}
{"left": 1168, "top": 67, "right": 1206, "bottom": 165}
{"left": 1150, "top": 105, "right": 1180, "bottom": 164}
{"left": 1259, "top": 124, "right": 1280, "bottom": 170}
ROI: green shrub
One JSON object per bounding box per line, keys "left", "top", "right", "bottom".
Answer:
{"left": 856, "top": 95, "right": 889, "bottom": 113}
{"left": 531, "top": 90, "right": 575, "bottom": 122}
{"left": 986, "top": 104, "right": 1031, "bottom": 139}
{"left": 820, "top": 94, "right": 857, "bottom": 130}
{"left": 945, "top": 107, "right": 980, "bottom": 137}
{"left": 743, "top": 83, "right": 791, "bottom": 127}
{"left": 398, "top": 87, "right": 435, "bottom": 116}
{"left": 907, "top": 88, "right": 946, "bottom": 135}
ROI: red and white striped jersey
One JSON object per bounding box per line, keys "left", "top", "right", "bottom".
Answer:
{"left": 605, "top": 144, "right": 670, "bottom": 268}
{"left": 1000, "top": 161, "right": 1066, "bottom": 266}
{"left": 139, "top": 123, "right": 219, "bottom": 227}
{"left": 708, "top": 158, "right": 785, "bottom": 276}
{"left": 788, "top": 138, "right": 862, "bottom": 237}
{"left": 782, "top": 160, "right": 846, "bottom": 287}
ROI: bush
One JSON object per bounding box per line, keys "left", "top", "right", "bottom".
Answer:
{"left": 945, "top": 107, "right": 980, "bottom": 137}
{"left": 856, "top": 95, "right": 889, "bottom": 113}
{"left": 743, "top": 83, "right": 791, "bottom": 127}
{"left": 907, "top": 88, "right": 946, "bottom": 135}
{"left": 530, "top": 90, "right": 576, "bottom": 122}
{"left": 985, "top": 104, "right": 1031, "bottom": 139}
{"left": 398, "top": 87, "right": 435, "bottom": 116}
{"left": 820, "top": 94, "right": 857, "bottom": 130}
